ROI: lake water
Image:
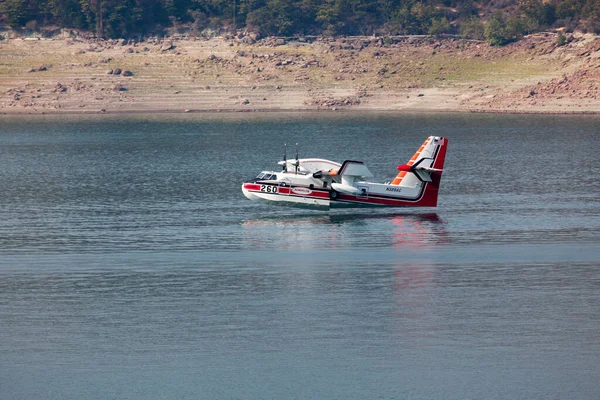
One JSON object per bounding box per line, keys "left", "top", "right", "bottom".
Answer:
{"left": 0, "top": 112, "right": 599, "bottom": 400}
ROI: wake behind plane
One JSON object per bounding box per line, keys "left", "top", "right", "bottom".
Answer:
{"left": 242, "top": 136, "right": 448, "bottom": 210}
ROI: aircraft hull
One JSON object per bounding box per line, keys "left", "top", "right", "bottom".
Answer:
{"left": 242, "top": 182, "right": 435, "bottom": 210}
{"left": 242, "top": 184, "right": 330, "bottom": 210}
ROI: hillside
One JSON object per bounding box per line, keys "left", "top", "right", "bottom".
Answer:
{"left": 1, "top": 32, "right": 600, "bottom": 114}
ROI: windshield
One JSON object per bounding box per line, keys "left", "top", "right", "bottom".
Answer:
{"left": 256, "top": 172, "right": 277, "bottom": 180}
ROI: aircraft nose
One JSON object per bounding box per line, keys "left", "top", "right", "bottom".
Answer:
{"left": 242, "top": 183, "right": 260, "bottom": 201}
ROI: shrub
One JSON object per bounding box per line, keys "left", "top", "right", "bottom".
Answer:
{"left": 460, "top": 16, "right": 484, "bottom": 40}
{"left": 246, "top": 0, "right": 293, "bottom": 36}
{"left": 504, "top": 14, "right": 527, "bottom": 41}
{"left": 484, "top": 12, "right": 508, "bottom": 46}
{"left": 25, "top": 19, "right": 38, "bottom": 32}
{"left": 429, "top": 17, "right": 451, "bottom": 37}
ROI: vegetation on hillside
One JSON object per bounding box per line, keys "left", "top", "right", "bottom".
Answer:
{"left": 1, "top": 0, "right": 600, "bottom": 44}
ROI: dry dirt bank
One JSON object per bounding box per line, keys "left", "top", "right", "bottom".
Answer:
{"left": 1, "top": 33, "right": 600, "bottom": 115}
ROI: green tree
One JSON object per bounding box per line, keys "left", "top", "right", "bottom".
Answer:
{"left": 162, "top": 0, "right": 195, "bottom": 24}
{"left": 459, "top": 15, "right": 484, "bottom": 40}
{"left": 6, "top": 0, "right": 600, "bottom": 39}
{"left": 581, "top": 0, "right": 600, "bottom": 32}
{"left": 410, "top": 1, "right": 436, "bottom": 33}
{"left": 1, "top": 0, "right": 38, "bottom": 27}
{"left": 79, "top": 0, "right": 104, "bottom": 36}
{"left": 191, "top": 0, "right": 235, "bottom": 25}
{"left": 46, "top": 0, "right": 87, "bottom": 28}
{"left": 246, "top": 0, "right": 293, "bottom": 35}
{"left": 317, "top": 0, "right": 380, "bottom": 35}
{"left": 484, "top": 11, "right": 507, "bottom": 46}
{"left": 458, "top": 0, "right": 476, "bottom": 18}
{"left": 103, "top": 0, "right": 132, "bottom": 37}
{"left": 387, "top": 1, "right": 418, "bottom": 34}
{"left": 505, "top": 13, "right": 528, "bottom": 40}
{"left": 429, "top": 16, "right": 451, "bottom": 37}
{"left": 387, "top": 0, "right": 439, "bottom": 35}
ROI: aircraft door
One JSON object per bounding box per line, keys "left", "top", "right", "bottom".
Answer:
{"left": 279, "top": 179, "right": 292, "bottom": 195}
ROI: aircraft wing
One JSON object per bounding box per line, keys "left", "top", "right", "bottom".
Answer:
{"left": 338, "top": 160, "right": 374, "bottom": 178}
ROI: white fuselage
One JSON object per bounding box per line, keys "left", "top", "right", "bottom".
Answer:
{"left": 242, "top": 161, "right": 426, "bottom": 210}
{"left": 241, "top": 136, "right": 447, "bottom": 210}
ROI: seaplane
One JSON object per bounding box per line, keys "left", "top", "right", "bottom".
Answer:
{"left": 242, "top": 136, "right": 448, "bottom": 210}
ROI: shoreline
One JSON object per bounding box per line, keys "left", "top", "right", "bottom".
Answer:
{"left": 4, "top": 107, "right": 600, "bottom": 116}
{"left": 3, "top": 107, "right": 600, "bottom": 116}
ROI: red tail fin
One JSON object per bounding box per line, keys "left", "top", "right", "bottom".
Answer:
{"left": 415, "top": 137, "right": 448, "bottom": 207}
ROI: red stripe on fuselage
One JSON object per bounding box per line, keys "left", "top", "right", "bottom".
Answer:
{"left": 304, "top": 190, "right": 329, "bottom": 199}
{"left": 243, "top": 183, "right": 261, "bottom": 191}
{"left": 245, "top": 183, "right": 330, "bottom": 199}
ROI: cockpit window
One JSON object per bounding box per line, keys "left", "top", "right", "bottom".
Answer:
{"left": 256, "top": 172, "right": 277, "bottom": 180}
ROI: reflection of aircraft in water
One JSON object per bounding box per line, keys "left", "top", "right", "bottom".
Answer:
{"left": 242, "top": 211, "right": 442, "bottom": 225}
{"left": 242, "top": 136, "right": 448, "bottom": 210}
{"left": 242, "top": 212, "right": 448, "bottom": 248}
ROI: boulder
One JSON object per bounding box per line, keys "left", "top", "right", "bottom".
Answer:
{"left": 160, "top": 41, "right": 175, "bottom": 52}
{"left": 54, "top": 83, "right": 67, "bottom": 93}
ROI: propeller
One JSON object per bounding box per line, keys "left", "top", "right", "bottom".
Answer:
{"left": 295, "top": 143, "right": 299, "bottom": 174}
{"left": 282, "top": 143, "right": 287, "bottom": 172}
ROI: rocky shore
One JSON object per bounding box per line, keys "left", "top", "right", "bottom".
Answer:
{"left": 1, "top": 32, "right": 600, "bottom": 114}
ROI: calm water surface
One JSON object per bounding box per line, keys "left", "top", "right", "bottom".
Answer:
{"left": 0, "top": 112, "right": 599, "bottom": 399}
